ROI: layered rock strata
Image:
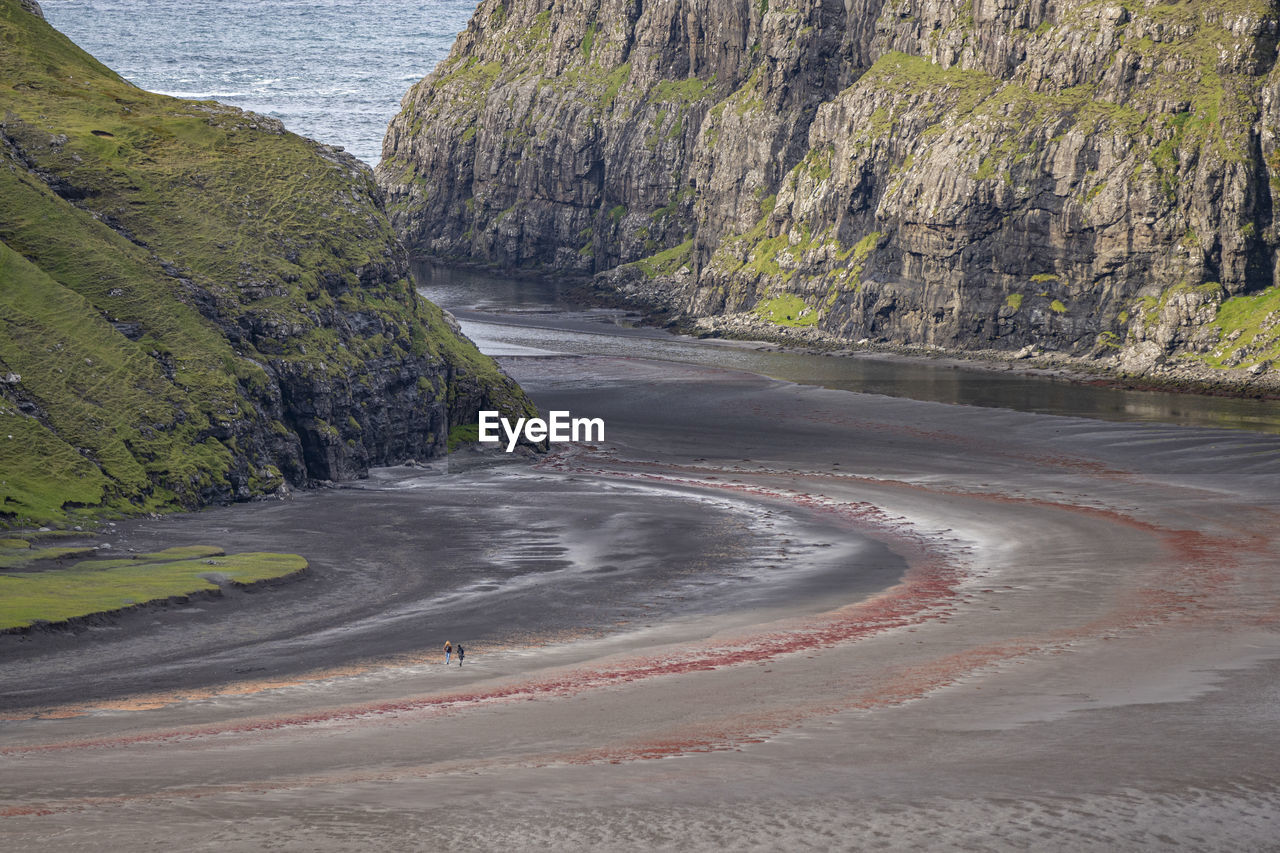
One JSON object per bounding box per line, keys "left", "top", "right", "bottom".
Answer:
{"left": 380, "top": 0, "right": 1280, "bottom": 382}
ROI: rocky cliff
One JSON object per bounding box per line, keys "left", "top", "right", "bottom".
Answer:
{"left": 0, "top": 0, "right": 533, "bottom": 526}
{"left": 379, "top": 0, "right": 1280, "bottom": 384}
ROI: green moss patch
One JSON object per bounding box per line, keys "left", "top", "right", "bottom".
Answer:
{"left": 448, "top": 423, "right": 481, "bottom": 451}
{"left": 634, "top": 239, "right": 693, "bottom": 279}
{"left": 0, "top": 548, "right": 307, "bottom": 630}
{"left": 756, "top": 295, "right": 819, "bottom": 327}
{"left": 651, "top": 76, "right": 715, "bottom": 104}
{"left": 1203, "top": 286, "right": 1280, "bottom": 369}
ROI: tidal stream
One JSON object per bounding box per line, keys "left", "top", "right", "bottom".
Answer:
{"left": 418, "top": 262, "right": 1280, "bottom": 435}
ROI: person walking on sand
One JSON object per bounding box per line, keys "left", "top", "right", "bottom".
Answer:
{"left": 443, "top": 640, "right": 452, "bottom": 665}
{"left": 457, "top": 644, "right": 464, "bottom": 667}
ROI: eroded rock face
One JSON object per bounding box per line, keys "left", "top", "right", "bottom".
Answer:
{"left": 380, "top": 0, "right": 1280, "bottom": 374}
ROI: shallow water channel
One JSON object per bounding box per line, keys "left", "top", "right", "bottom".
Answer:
{"left": 416, "top": 262, "right": 1280, "bottom": 436}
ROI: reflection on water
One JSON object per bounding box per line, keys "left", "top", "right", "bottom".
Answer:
{"left": 415, "top": 262, "right": 1280, "bottom": 435}
{"left": 416, "top": 263, "right": 586, "bottom": 313}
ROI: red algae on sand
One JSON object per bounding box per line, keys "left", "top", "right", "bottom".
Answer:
{"left": 8, "top": 446, "right": 1276, "bottom": 789}
{"left": 1, "top": 482, "right": 967, "bottom": 758}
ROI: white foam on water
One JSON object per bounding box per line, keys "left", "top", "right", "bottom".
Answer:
{"left": 41, "top": 0, "right": 480, "bottom": 165}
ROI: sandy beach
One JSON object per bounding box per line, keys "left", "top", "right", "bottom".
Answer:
{"left": 2, "top": 282, "right": 1279, "bottom": 850}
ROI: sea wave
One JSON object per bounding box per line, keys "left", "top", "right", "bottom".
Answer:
{"left": 41, "top": 0, "right": 480, "bottom": 165}
{"left": 154, "top": 90, "right": 249, "bottom": 100}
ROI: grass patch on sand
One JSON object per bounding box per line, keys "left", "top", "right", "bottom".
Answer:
{"left": 0, "top": 541, "right": 97, "bottom": 569}
{"left": 67, "top": 545, "right": 226, "bottom": 570}
{"left": 0, "top": 546, "right": 307, "bottom": 630}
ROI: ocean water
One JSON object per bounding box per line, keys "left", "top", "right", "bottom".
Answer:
{"left": 40, "top": 0, "right": 480, "bottom": 165}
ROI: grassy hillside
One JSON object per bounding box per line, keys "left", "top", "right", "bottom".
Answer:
{"left": 0, "top": 540, "right": 309, "bottom": 630}
{"left": 0, "top": 0, "right": 531, "bottom": 527}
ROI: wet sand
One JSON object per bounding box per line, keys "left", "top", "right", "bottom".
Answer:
{"left": 2, "top": 295, "right": 1280, "bottom": 848}
{"left": 0, "top": 446, "right": 887, "bottom": 712}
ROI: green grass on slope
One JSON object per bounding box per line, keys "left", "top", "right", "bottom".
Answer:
{"left": 0, "top": 242, "right": 230, "bottom": 518}
{"left": 0, "top": 401, "right": 113, "bottom": 525}
{"left": 0, "top": 546, "right": 308, "bottom": 630}
{"left": 755, "top": 294, "right": 819, "bottom": 327}
{"left": 0, "top": 0, "right": 528, "bottom": 526}
{"left": 1201, "top": 287, "right": 1280, "bottom": 369}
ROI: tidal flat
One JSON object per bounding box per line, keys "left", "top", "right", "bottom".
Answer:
{"left": 2, "top": 271, "right": 1279, "bottom": 849}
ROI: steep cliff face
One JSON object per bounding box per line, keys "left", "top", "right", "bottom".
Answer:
{"left": 0, "top": 0, "right": 532, "bottom": 526}
{"left": 380, "top": 0, "right": 1280, "bottom": 380}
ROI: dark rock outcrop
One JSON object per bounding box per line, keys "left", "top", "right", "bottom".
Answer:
{"left": 379, "top": 0, "right": 1280, "bottom": 383}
